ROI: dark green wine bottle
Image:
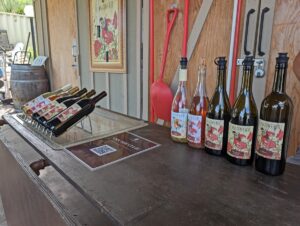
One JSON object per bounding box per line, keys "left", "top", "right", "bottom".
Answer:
{"left": 48, "top": 91, "right": 107, "bottom": 136}
{"left": 205, "top": 57, "right": 231, "bottom": 156}
{"left": 226, "top": 56, "right": 258, "bottom": 166}
{"left": 255, "top": 53, "right": 293, "bottom": 176}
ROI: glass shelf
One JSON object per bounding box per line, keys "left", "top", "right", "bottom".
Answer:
{"left": 11, "top": 107, "right": 147, "bottom": 150}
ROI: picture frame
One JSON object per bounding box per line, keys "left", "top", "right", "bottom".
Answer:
{"left": 89, "top": 0, "right": 126, "bottom": 73}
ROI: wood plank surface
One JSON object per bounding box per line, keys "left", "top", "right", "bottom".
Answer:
{"left": 265, "top": 0, "right": 300, "bottom": 156}
{"left": 3, "top": 114, "right": 300, "bottom": 225}
{"left": 0, "top": 125, "right": 115, "bottom": 226}
{"left": 153, "top": 0, "right": 234, "bottom": 101}
{"left": 46, "top": 0, "right": 79, "bottom": 89}
{"left": 0, "top": 141, "right": 69, "bottom": 226}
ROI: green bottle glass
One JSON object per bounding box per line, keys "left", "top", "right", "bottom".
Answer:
{"left": 226, "top": 56, "right": 258, "bottom": 166}
{"left": 205, "top": 57, "right": 231, "bottom": 155}
{"left": 255, "top": 53, "right": 293, "bottom": 175}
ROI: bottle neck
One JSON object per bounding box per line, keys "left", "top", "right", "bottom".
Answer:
{"left": 85, "top": 90, "right": 96, "bottom": 98}
{"left": 216, "top": 68, "right": 226, "bottom": 91}
{"left": 197, "top": 67, "right": 207, "bottom": 96}
{"left": 272, "top": 65, "right": 287, "bottom": 93}
{"left": 91, "top": 91, "right": 107, "bottom": 105}
{"left": 241, "top": 67, "right": 253, "bottom": 93}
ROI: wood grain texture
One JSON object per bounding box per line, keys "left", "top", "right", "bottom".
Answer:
{"left": 0, "top": 141, "right": 68, "bottom": 226}
{"left": 46, "top": 0, "right": 79, "bottom": 89}
{"left": 3, "top": 114, "right": 300, "bottom": 225}
{"left": 153, "top": 0, "right": 233, "bottom": 103}
{"left": 265, "top": 0, "right": 300, "bottom": 156}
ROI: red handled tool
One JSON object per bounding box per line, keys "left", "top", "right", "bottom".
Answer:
{"left": 150, "top": 8, "right": 178, "bottom": 122}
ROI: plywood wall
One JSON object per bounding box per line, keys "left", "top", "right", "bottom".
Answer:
{"left": 46, "top": 0, "right": 79, "bottom": 89}
{"left": 265, "top": 0, "right": 300, "bottom": 156}
{"left": 153, "top": 0, "right": 234, "bottom": 102}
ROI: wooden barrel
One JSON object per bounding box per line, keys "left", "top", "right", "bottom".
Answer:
{"left": 10, "top": 64, "right": 49, "bottom": 109}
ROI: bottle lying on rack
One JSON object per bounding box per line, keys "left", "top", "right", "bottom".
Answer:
{"left": 226, "top": 56, "right": 258, "bottom": 166}
{"left": 32, "top": 88, "right": 87, "bottom": 120}
{"left": 205, "top": 57, "right": 231, "bottom": 156}
{"left": 46, "top": 91, "right": 107, "bottom": 137}
{"left": 255, "top": 53, "right": 293, "bottom": 176}
{"left": 37, "top": 89, "right": 96, "bottom": 125}
{"left": 21, "top": 84, "right": 72, "bottom": 113}
{"left": 24, "top": 86, "right": 79, "bottom": 116}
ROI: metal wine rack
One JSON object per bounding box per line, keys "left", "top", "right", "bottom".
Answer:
{"left": 5, "top": 107, "right": 147, "bottom": 150}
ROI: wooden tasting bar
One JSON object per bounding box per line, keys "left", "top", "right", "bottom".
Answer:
{"left": 0, "top": 112, "right": 300, "bottom": 225}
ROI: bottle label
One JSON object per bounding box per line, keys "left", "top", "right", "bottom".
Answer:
{"left": 256, "top": 119, "right": 285, "bottom": 160}
{"left": 57, "top": 104, "right": 82, "bottom": 123}
{"left": 179, "top": 69, "right": 187, "bottom": 81}
{"left": 187, "top": 114, "right": 202, "bottom": 144}
{"left": 31, "top": 98, "right": 51, "bottom": 113}
{"left": 37, "top": 101, "right": 58, "bottom": 116}
{"left": 43, "top": 103, "right": 67, "bottom": 120}
{"left": 24, "top": 95, "right": 44, "bottom": 109}
{"left": 171, "top": 110, "right": 188, "bottom": 139}
{"left": 205, "top": 118, "right": 224, "bottom": 150}
{"left": 227, "top": 122, "right": 254, "bottom": 159}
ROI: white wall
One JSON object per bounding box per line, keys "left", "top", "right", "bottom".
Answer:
{"left": 0, "top": 12, "right": 32, "bottom": 47}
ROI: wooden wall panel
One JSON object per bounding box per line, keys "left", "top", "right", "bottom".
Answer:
{"left": 188, "top": 0, "right": 234, "bottom": 99}
{"left": 265, "top": 0, "right": 300, "bottom": 156}
{"left": 46, "top": 0, "right": 79, "bottom": 89}
{"left": 153, "top": 0, "right": 234, "bottom": 103}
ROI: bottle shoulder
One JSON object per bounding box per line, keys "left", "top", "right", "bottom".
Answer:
{"left": 261, "top": 92, "right": 293, "bottom": 108}
{"left": 260, "top": 92, "right": 293, "bottom": 122}
{"left": 208, "top": 91, "right": 231, "bottom": 114}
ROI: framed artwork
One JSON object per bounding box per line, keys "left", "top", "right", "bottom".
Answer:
{"left": 89, "top": 0, "right": 126, "bottom": 73}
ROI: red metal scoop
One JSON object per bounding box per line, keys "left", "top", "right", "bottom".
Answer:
{"left": 150, "top": 8, "right": 178, "bottom": 122}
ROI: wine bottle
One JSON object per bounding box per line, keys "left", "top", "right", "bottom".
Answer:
{"left": 227, "top": 56, "right": 258, "bottom": 166}
{"left": 21, "top": 84, "right": 72, "bottom": 113}
{"left": 187, "top": 59, "right": 209, "bottom": 149}
{"left": 32, "top": 88, "right": 87, "bottom": 119}
{"left": 205, "top": 57, "right": 231, "bottom": 155}
{"left": 25, "top": 87, "right": 79, "bottom": 116}
{"left": 48, "top": 91, "right": 107, "bottom": 136}
{"left": 39, "top": 89, "right": 96, "bottom": 125}
{"left": 255, "top": 53, "right": 293, "bottom": 176}
{"left": 171, "top": 57, "right": 189, "bottom": 143}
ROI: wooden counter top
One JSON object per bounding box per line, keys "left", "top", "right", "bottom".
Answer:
{"left": 2, "top": 115, "right": 300, "bottom": 225}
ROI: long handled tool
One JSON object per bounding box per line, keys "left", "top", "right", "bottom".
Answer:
{"left": 150, "top": 8, "right": 178, "bottom": 122}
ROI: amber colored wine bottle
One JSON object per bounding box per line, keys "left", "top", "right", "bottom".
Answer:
{"left": 32, "top": 88, "right": 87, "bottom": 119}
{"left": 187, "top": 59, "right": 209, "bottom": 149}
{"left": 21, "top": 84, "right": 72, "bottom": 113}
{"left": 255, "top": 53, "right": 293, "bottom": 176}
{"left": 226, "top": 56, "right": 258, "bottom": 166}
{"left": 39, "top": 89, "right": 96, "bottom": 125}
{"left": 48, "top": 91, "right": 107, "bottom": 136}
{"left": 25, "top": 87, "right": 79, "bottom": 116}
{"left": 205, "top": 57, "right": 231, "bottom": 155}
{"left": 171, "top": 57, "right": 189, "bottom": 143}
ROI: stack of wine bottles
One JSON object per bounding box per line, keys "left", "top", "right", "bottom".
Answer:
{"left": 171, "top": 53, "right": 293, "bottom": 176}
{"left": 21, "top": 85, "right": 107, "bottom": 137}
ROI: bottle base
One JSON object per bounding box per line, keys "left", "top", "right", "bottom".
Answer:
{"left": 171, "top": 136, "right": 187, "bottom": 143}
{"left": 205, "top": 147, "right": 222, "bottom": 156}
{"left": 226, "top": 154, "right": 252, "bottom": 166}
{"left": 188, "top": 142, "right": 204, "bottom": 149}
{"left": 255, "top": 156, "right": 285, "bottom": 176}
